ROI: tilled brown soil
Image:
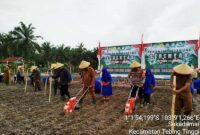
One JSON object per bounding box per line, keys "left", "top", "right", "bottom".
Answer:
{"left": 0, "top": 80, "right": 200, "bottom": 135}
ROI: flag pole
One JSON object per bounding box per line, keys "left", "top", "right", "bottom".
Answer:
{"left": 97, "top": 41, "right": 101, "bottom": 71}
{"left": 141, "top": 34, "right": 145, "bottom": 69}
{"left": 198, "top": 32, "right": 200, "bottom": 69}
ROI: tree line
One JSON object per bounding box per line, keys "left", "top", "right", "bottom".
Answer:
{"left": 0, "top": 22, "right": 98, "bottom": 71}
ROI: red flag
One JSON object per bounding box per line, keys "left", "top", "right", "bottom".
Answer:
{"left": 97, "top": 41, "right": 102, "bottom": 58}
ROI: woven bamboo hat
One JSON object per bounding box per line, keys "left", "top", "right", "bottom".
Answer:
{"left": 79, "top": 60, "right": 90, "bottom": 69}
{"left": 31, "top": 66, "right": 37, "bottom": 72}
{"left": 130, "top": 61, "right": 141, "bottom": 68}
{"left": 55, "top": 63, "right": 64, "bottom": 69}
{"left": 18, "top": 65, "right": 24, "bottom": 70}
{"left": 50, "top": 63, "right": 57, "bottom": 69}
{"left": 173, "top": 64, "right": 193, "bottom": 75}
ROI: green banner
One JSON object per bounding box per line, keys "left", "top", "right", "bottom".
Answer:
{"left": 101, "top": 45, "right": 140, "bottom": 74}
{"left": 101, "top": 40, "right": 198, "bottom": 76}
{"left": 145, "top": 41, "right": 197, "bottom": 75}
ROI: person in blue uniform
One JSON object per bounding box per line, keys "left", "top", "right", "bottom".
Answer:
{"left": 95, "top": 79, "right": 101, "bottom": 94}
{"left": 144, "top": 68, "right": 156, "bottom": 104}
{"left": 101, "top": 68, "right": 112, "bottom": 102}
{"left": 193, "top": 79, "right": 200, "bottom": 94}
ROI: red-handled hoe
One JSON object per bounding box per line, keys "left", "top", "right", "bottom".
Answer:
{"left": 124, "top": 86, "right": 139, "bottom": 115}
{"left": 64, "top": 87, "right": 89, "bottom": 114}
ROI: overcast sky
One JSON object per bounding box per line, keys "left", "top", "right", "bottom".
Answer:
{"left": 0, "top": 0, "right": 200, "bottom": 49}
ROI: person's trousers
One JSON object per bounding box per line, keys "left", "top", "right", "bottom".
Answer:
{"left": 35, "top": 80, "right": 41, "bottom": 91}
{"left": 59, "top": 84, "right": 70, "bottom": 98}
{"left": 4, "top": 77, "right": 10, "bottom": 85}
{"left": 175, "top": 92, "right": 192, "bottom": 115}
{"left": 144, "top": 94, "right": 151, "bottom": 103}
{"left": 197, "top": 90, "right": 200, "bottom": 94}
{"left": 53, "top": 80, "right": 58, "bottom": 95}
{"left": 131, "top": 85, "right": 144, "bottom": 99}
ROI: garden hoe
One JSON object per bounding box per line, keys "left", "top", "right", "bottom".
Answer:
{"left": 64, "top": 87, "right": 89, "bottom": 114}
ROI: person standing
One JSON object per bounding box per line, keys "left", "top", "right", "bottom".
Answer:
{"left": 31, "top": 66, "right": 42, "bottom": 91}
{"left": 76, "top": 60, "right": 96, "bottom": 109}
{"left": 101, "top": 68, "right": 113, "bottom": 102}
{"left": 128, "top": 61, "right": 145, "bottom": 107}
{"left": 170, "top": 64, "right": 193, "bottom": 117}
{"left": 3, "top": 65, "right": 10, "bottom": 85}
{"left": 55, "top": 63, "right": 72, "bottom": 101}
{"left": 17, "top": 66, "right": 25, "bottom": 84}
{"left": 51, "top": 65, "right": 59, "bottom": 96}
{"left": 144, "top": 68, "right": 156, "bottom": 104}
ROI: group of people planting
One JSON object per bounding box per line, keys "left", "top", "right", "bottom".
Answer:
{"left": 1, "top": 59, "right": 199, "bottom": 118}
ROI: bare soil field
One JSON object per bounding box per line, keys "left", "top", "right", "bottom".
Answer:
{"left": 0, "top": 78, "right": 199, "bottom": 135}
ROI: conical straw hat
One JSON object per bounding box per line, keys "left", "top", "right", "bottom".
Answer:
{"left": 51, "top": 63, "right": 57, "bottom": 69}
{"left": 79, "top": 60, "right": 90, "bottom": 69}
{"left": 130, "top": 61, "right": 141, "bottom": 68}
{"left": 18, "top": 65, "right": 24, "bottom": 70}
{"left": 173, "top": 64, "right": 193, "bottom": 75}
{"left": 31, "top": 66, "right": 37, "bottom": 72}
{"left": 55, "top": 63, "right": 64, "bottom": 69}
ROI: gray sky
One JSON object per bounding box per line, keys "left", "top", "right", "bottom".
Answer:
{"left": 0, "top": 0, "right": 200, "bottom": 49}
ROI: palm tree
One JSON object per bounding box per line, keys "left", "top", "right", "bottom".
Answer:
{"left": 55, "top": 44, "right": 67, "bottom": 62}
{"left": 0, "top": 32, "right": 15, "bottom": 57}
{"left": 0, "top": 33, "right": 4, "bottom": 58}
{"left": 11, "top": 21, "right": 42, "bottom": 59}
{"left": 41, "top": 42, "right": 52, "bottom": 63}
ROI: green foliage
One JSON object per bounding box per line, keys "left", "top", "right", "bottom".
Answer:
{"left": 0, "top": 22, "right": 98, "bottom": 72}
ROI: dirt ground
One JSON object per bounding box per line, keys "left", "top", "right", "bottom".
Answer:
{"left": 0, "top": 78, "right": 200, "bottom": 135}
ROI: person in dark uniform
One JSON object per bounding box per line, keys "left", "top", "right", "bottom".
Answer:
{"left": 17, "top": 66, "right": 25, "bottom": 84}
{"left": 51, "top": 63, "right": 59, "bottom": 96}
{"left": 55, "top": 63, "right": 72, "bottom": 101}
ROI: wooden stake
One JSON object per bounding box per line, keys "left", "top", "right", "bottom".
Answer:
{"left": 171, "top": 76, "right": 176, "bottom": 132}
{"left": 24, "top": 69, "right": 28, "bottom": 93}
{"left": 48, "top": 70, "right": 52, "bottom": 103}
{"left": 44, "top": 71, "right": 48, "bottom": 96}
{"left": 8, "top": 68, "right": 11, "bottom": 85}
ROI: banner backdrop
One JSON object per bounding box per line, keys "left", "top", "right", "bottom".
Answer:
{"left": 101, "top": 40, "right": 198, "bottom": 77}
{"left": 145, "top": 40, "right": 198, "bottom": 75}
{"left": 101, "top": 45, "right": 141, "bottom": 74}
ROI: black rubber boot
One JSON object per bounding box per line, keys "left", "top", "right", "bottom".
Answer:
{"left": 60, "top": 96, "right": 66, "bottom": 101}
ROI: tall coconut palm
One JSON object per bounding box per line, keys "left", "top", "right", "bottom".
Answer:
{"left": 11, "top": 21, "right": 42, "bottom": 59}
{"left": 41, "top": 42, "right": 52, "bottom": 65}
{"left": 0, "top": 33, "right": 4, "bottom": 58}
{"left": 0, "top": 32, "right": 15, "bottom": 58}
{"left": 55, "top": 44, "right": 68, "bottom": 63}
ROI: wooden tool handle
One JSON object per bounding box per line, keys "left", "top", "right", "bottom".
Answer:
{"left": 171, "top": 76, "right": 176, "bottom": 132}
